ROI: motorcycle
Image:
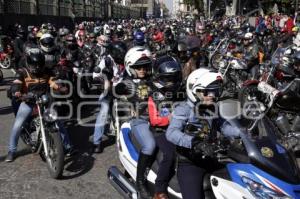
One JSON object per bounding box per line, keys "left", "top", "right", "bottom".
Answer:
{"left": 19, "top": 93, "right": 65, "bottom": 179}
{"left": 108, "top": 101, "right": 300, "bottom": 199}
{"left": 213, "top": 54, "right": 250, "bottom": 97}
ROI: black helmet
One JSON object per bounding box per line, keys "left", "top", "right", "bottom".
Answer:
{"left": 26, "top": 48, "right": 45, "bottom": 75}
{"left": 153, "top": 55, "right": 182, "bottom": 93}
{"left": 17, "top": 27, "right": 25, "bottom": 37}
{"left": 110, "top": 41, "right": 128, "bottom": 65}
{"left": 177, "top": 41, "right": 189, "bottom": 63}
{"left": 65, "top": 34, "right": 77, "bottom": 50}
{"left": 27, "top": 33, "right": 36, "bottom": 43}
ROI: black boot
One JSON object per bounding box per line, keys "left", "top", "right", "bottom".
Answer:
{"left": 136, "top": 153, "right": 153, "bottom": 199}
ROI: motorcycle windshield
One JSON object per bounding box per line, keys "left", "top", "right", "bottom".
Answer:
{"left": 227, "top": 118, "right": 300, "bottom": 184}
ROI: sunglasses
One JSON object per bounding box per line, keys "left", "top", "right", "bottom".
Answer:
{"left": 196, "top": 88, "right": 222, "bottom": 98}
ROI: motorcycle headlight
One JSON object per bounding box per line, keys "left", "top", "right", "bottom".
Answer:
{"left": 241, "top": 176, "right": 291, "bottom": 199}
{"left": 43, "top": 108, "right": 58, "bottom": 122}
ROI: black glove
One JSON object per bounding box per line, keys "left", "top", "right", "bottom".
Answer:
{"left": 105, "top": 57, "right": 112, "bottom": 68}
{"left": 192, "top": 137, "right": 217, "bottom": 158}
{"left": 115, "top": 80, "right": 136, "bottom": 96}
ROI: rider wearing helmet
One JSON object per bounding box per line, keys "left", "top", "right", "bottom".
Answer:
{"left": 13, "top": 27, "right": 26, "bottom": 69}
{"left": 114, "top": 46, "right": 153, "bottom": 199}
{"left": 166, "top": 68, "right": 239, "bottom": 199}
{"left": 134, "top": 30, "right": 146, "bottom": 46}
{"left": 5, "top": 48, "right": 74, "bottom": 162}
{"left": 39, "top": 33, "right": 60, "bottom": 70}
{"left": 151, "top": 56, "right": 183, "bottom": 199}
{"left": 92, "top": 41, "right": 127, "bottom": 153}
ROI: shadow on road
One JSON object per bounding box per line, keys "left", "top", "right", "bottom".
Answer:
{"left": 0, "top": 106, "right": 13, "bottom": 115}
{"left": 61, "top": 152, "right": 95, "bottom": 180}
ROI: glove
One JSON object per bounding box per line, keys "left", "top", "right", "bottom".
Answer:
{"left": 104, "top": 57, "right": 112, "bottom": 68}
{"left": 192, "top": 137, "right": 217, "bottom": 158}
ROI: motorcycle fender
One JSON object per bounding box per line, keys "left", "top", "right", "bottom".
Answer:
{"left": 210, "top": 176, "right": 255, "bottom": 199}
{"left": 241, "top": 80, "right": 259, "bottom": 87}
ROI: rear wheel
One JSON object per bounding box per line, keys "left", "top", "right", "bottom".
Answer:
{"left": 0, "top": 55, "right": 11, "bottom": 69}
{"left": 44, "top": 128, "right": 64, "bottom": 179}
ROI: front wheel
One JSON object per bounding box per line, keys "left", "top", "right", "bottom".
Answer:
{"left": 44, "top": 128, "right": 64, "bottom": 179}
{"left": 0, "top": 69, "right": 3, "bottom": 82}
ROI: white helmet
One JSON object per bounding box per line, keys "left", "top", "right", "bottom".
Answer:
{"left": 243, "top": 32, "right": 254, "bottom": 41}
{"left": 40, "top": 33, "right": 55, "bottom": 53}
{"left": 104, "top": 28, "right": 111, "bottom": 36}
{"left": 117, "top": 25, "right": 122, "bottom": 31}
{"left": 125, "top": 46, "right": 152, "bottom": 78}
{"left": 293, "top": 32, "right": 300, "bottom": 47}
{"left": 140, "top": 26, "right": 146, "bottom": 33}
{"left": 186, "top": 68, "right": 223, "bottom": 103}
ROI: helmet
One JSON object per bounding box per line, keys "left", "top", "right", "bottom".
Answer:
{"left": 152, "top": 31, "right": 164, "bottom": 43}
{"left": 196, "top": 24, "right": 205, "bottom": 34}
{"left": 104, "top": 28, "right": 111, "bottom": 37}
{"left": 98, "top": 35, "right": 110, "bottom": 47}
{"left": 125, "top": 46, "right": 152, "bottom": 78}
{"left": 153, "top": 56, "right": 182, "bottom": 93}
{"left": 25, "top": 48, "right": 45, "bottom": 75}
{"left": 177, "top": 41, "right": 189, "bottom": 63}
{"left": 117, "top": 25, "right": 122, "bottom": 31}
{"left": 16, "top": 27, "right": 25, "bottom": 37}
{"left": 293, "top": 33, "right": 300, "bottom": 47}
{"left": 134, "top": 31, "right": 145, "bottom": 46}
{"left": 40, "top": 33, "right": 55, "bottom": 53}
{"left": 65, "top": 34, "right": 77, "bottom": 50}
{"left": 140, "top": 26, "right": 146, "bottom": 33}
{"left": 59, "top": 28, "right": 70, "bottom": 37}
{"left": 110, "top": 41, "right": 128, "bottom": 65}
{"left": 243, "top": 32, "right": 254, "bottom": 40}
{"left": 186, "top": 68, "right": 223, "bottom": 103}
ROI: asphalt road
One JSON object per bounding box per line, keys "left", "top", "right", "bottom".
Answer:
{"left": 0, "top": 68, "right": 123, "bottom": 199}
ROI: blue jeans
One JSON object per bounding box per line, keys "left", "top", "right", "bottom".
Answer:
{"left": 8, "top": 102, "right": 72, "bottom": 152}
{"left": 130, "top": 118, "right": 156, "bottom": 155}
{"left": 93, "top": 96, "right": 111, "bottom": 145}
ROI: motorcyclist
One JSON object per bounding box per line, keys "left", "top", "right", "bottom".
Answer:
{"left": 166, "top": 68, "right": 240, "bottom": 199}
{"left": 114, "top": 46, "right": 153, "bottom": 199}
{"left": 13, "top": 27, "right": 26, "bottom": 69}
{"left": 39, "top": 33, "right": 60, "bottom": 70}
{"left": 5, "top": 48, "right": 74, "bottom": 162}
{"left": 233, "top": 32, "right": 259, "bottom": 79}
{"left": 151, "top": 56, "right": 183, "bottom": 199}
{"left": 92, "top": 41, "right": 127, "bottom": 153}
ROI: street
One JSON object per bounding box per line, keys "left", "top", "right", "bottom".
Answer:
{"left": 0, "top": 69, "right": 122, "bottom": 199}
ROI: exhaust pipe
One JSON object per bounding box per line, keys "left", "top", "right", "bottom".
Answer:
{"left": 108, "top": 166, "right": 138, "bottom": 199}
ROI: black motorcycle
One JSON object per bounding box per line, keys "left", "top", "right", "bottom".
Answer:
{"left": 20, "top": 93, "right": 65, "bottom": 179}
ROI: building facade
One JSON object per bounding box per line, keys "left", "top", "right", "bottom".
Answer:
{"left": 129, "top": 0, "right": 154, "bottom": 18}
{"left": 0, "top": 0, "right": 139, "bottom": 19}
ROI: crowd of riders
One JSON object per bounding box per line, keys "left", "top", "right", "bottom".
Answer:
{"left": 0, "top": 12, "right": 300, "bottom": 199}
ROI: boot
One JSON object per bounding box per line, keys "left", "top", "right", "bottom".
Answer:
{"left": 136, "top": 153, "right": 153, "bottom": 199}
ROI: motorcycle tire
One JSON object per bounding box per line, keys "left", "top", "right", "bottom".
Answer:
{"left": 0, "top": 55, "right": 11, "bottom": 69}
{"left": 44, "top": 130, "right": 64, "bottom": 179}
{"left": 0, "top": 69, "right": 3, "bottom": 82}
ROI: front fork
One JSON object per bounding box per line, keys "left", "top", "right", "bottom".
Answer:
{"left": 37, "top": 104, "right": 50, "bottom": 158}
